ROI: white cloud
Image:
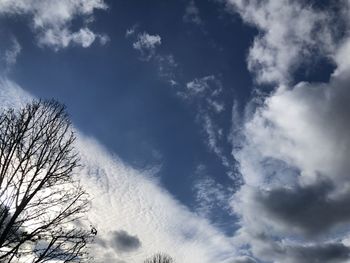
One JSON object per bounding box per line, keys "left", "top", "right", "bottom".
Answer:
{"left": 202, "top": 114, "right": 228, "bottom": 165}
{"left": 38, "top": 27, "right": 105, "bottom": 49}
{"left": 133, "top": 33, "right": 161, "bottom": 51}
{"left": 225, "top": 0, "right": 336, "bottom": 84}
{"left": 185, "top": 75, "right": 225, "bottom": 113}
{"left": 132, "top": 32, "right": 162, "bottom": 61}
{"left": 0, "top": 0, "right": 108, "bottom": 50}
{"left": 126, "top": 27, "right": 178, "bottom": 83}
{"left": 77, "top": 136, "right": 237, "bottom": 263}
{"left": 231, "top": 66, "right": 350, "bottom": 263}
{"left": 0, "top": 78, "right": 32, "bottom": 107}
{"left": 0, "top": 78, "right": 238, "bottom": 263}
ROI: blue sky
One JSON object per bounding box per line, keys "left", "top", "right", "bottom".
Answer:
{"left": 7, "top": 0, "right": 253, "bottom": 234}
{"left": 1, "top": 0, "right": 350, "bottom": 263}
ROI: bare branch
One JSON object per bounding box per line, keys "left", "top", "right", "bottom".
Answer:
{"left": 0, "top": 100, "right": 94, "bottom": 263}
{"left": 144, "top": 253, "right": 175, "bottom": 263}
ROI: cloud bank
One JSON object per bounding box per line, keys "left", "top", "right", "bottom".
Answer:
{"left": 78, "top": 135, "right": 237, "bottom": 263}
{"left": 226, "top": 0, "right": 350, "bottom": 262}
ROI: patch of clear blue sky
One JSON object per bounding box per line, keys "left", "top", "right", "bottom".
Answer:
{"left": 3, "top": 0, "right": 335, "bottom": 235}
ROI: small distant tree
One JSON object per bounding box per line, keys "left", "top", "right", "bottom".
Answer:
{"left": 0, "top": 100, "right": 94, "bottom": 262}
{"left": 144, "top": 253, "right": 175, "bottom": 263}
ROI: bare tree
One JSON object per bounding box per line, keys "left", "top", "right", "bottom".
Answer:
{"left": 0, "top": 100, "right": 94, "bottom": 262}
{"left": 144, "top": 253, "right": 175, "bottom": 263}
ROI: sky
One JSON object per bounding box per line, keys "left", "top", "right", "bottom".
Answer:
{"left": 1, "top": 0, "right": 350, "bottom": 262}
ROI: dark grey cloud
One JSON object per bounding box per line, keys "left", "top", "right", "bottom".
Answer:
{"left": 111, "top": 230, "right": 141, "bottom": 253}
{"left": 249, "top": 234, "right": 350, "bottom": 263}
{"left": 283, "top": 243, "right": 350, "bottom": 263}
{"left": 256, "top": 178, "right": 350, "bottom": 236}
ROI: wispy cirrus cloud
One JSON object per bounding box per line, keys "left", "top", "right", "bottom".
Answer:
{"left": 184, "top": 75, "right": 225, "bottom": 113}
{"left": 126, "top": 27, "right": 236, "bottom": 223}
{"left": 126, "top": 29, "right": 236, "bottom": 208}
{"left": 4, "top": 38, "right": 21, "bottom": 69}
{"left": 181, "top": 75, "right": 235, "bottom": 175}
{"left": 0, "top": 37, "right": 21, "bottom": 73}
{"left": 193, "top": 164, "right": 233, "bottom": 220}
{"left": 183, "top": 0, "right": 203, "bottom": 26}
{"left": 128, "top": 31, "right": 233, "bottom": 174}
{"left": 0, "top": 0, "right": 109, "bottom": 50}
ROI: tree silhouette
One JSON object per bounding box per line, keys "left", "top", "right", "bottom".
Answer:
{"left": 144, "top": 253, "right": 175, "bottom": 263}
{"left": 0, "top": 100, "right": 94, "bottom": 262}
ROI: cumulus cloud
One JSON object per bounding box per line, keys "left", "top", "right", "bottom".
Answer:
{"left": 231, "top": 68, "right": 350, "bottom": 261}
{"left": 0, "top": 79, "right": 238, "bottom": 263}
{"left": 255, "top": 178, "right": 350, "bottom": 236}
{"left": 131, "top": 32, "right": 162, "bottom": 61}
{"left": 226, "top": 0, "right": 350, "bottom": 262}
{"left": 225, "top": 0, "right": 336, "bottom": 84}
{"left": 126, "top": 27, "right": 178, "bottom": 85}
{"left": 233, "top": 65, "right": 350, "bottom": 236}
{"left": 0, "top": 0, "right": 108, "bottom": 50}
